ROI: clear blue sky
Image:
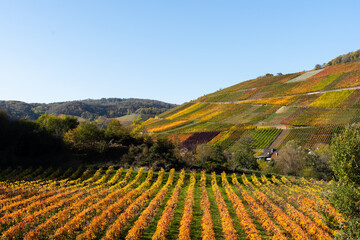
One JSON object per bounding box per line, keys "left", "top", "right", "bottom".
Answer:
{"left": 1, "top": 1, "right": 359, "bottom": 104}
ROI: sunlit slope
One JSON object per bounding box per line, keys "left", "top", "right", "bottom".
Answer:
{"left": 198, "top": 62, "right": 360, "bottom": 103}
{"left": 145, "top": 62, "right": 360, "bottom": 149}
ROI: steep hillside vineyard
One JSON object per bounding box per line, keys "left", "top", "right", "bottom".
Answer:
{"left": 145, "top": 61, "right": 360, "bottom": 150}
{"left": 0, "top": 167, "right": 347, "bottom": 239}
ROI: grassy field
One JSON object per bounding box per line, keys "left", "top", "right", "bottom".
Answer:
{"left": 0, "top": 167, "right": 348, "bottom": 239}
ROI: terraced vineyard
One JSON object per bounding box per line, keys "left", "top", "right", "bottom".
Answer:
{"left": 143, "top": 61, "right": 360, "bottom": 151}
{"left": 275, "top": 125, "right": 345, "bottom": 148}
{"left": 251, "top": 127, "right": 282, "bottom": 149}
{"left": 0, "top": 167, "right": 347, "bottom": 239}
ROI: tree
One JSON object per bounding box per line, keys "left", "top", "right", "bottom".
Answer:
{"left": 330, "top": 125, "right": 360, "bottom": 220}
{"left": 131, "top": 117, "right": 145, "bottom": 136}
{"left": 104, "top": 120, "right": 134, "bottom": 145}
{"left": 314, "top": 64, "right": 322, "bottom": 70}
{"left": 0, "top": 110, "right": 10, "bottom": 121}
{"left": 195, "top": 144, "right": 212, "bottom": 169}
{"left": 37, "top": 114, "right": 78, "bottom": 138}
{"left": 275, "top": 140, "right": 305, "bottom": 176}
{"left": 195, "top": 144, "right": 227, "bottom": 171}
{"left": 64, "top": 122, "right": 106, "bottom": 153}
{"left": 330, "top": 182, "right": 360, "bottom": 218}
{"left": 228, "top": 135, "right": 258, "bottom": 170}
{"left": 0, "top": 110, "right": 10, "bottom": 132}
{"left": 258, "top": 159, "right": 276, "bottom": 173}
{"left": 208, "top": 145, "right": 227, "bottom": 171}
{"left": 144, "top": 137, "right": 179, "bottom": 169}
{"left": 0, "top": 111, "right": 68, "bottom": 166}
{"left": 121, "top": 143, "right": 149, "bottom": 166}
{"left": 330, "top": 125, "right": 360, "bottom": 185}
{"left": 105, "top": 120, "right": 126, "bottom": 138}
{"left": 302, "top": 144, "right": 333, "bottom": 180}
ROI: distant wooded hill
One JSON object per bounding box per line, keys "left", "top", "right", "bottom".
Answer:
{"left": 0, "top": 98, "right": 176, "bottom": 120}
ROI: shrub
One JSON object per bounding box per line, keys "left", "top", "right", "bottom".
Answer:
{"left": 275, "top": 140, "right": 305, "bottom": 176}
{"left": 302, "top": 144, "right": 333, "bottom": 180}
{"left": 195, "top": 144, "right": 227, "bottom": 171}
{"left": 144, "top": 137, "right": 180, "bottom": 170}
{"left": 64, "top": 122, "right": 106, "bottom": 153}
{"left": 228, "top": 136, "right": 258, "bottom": 171}
{"left": 329, "top": 125, "right": 360, "bottom": 233}
{"left": 330, "top": 183, "right": 360, "bottom": 217}
{"left": 330, "top": 125, "right": 360, "bottom": 185}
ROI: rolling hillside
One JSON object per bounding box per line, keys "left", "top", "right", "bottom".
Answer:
{"left": 144, "top": 51, "right": 360, "bottom": 150}
{"left": 0, "top": 98, "right": 176, "bottom": 121}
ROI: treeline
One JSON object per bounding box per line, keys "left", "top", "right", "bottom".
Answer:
{"left": 0, "top": 111, "right": 69, "bottom": 166}
{"left": 0, "top": 108, "right": 347, "bottom": 178}
{"left": 327, "top": 49, "right": 360, "bottom": 66}
{"left": 0, "top": 110, "right": 258, "bottom": 172}
{"left": 0, "top": 111, "right": 182, "bottom": 169}
{"left": 0, "top": 98, "right": 176, "bottom": 120}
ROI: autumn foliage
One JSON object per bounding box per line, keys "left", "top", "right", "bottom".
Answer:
{"left": 0, "top": 167, "right": 350, "bottom": 239}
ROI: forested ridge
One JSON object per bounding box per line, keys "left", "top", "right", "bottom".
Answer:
{"left": 0, "top": 98, "right": 176, "bottom": 120}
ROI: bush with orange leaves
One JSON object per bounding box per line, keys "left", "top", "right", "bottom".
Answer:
{"left": 0, "top": 187, "right": 79, "bottom": 230}
{"left": 199, "top": 171, "right": 216, "bottom": 240}
{"left": 211, "top": 172, "right": 237, "bottom": 240}
{"left": 76, "top": 168, "right": 155, "bottom": 240}
{"left": 178, "top": 171, "right": 196, "bottom": 240}
{"left": 272, "top": 175, "right": 342, "bottom": 232}
{"left": 0, "top": 189, "right": 57, "bottom": 223}
{"left": 1, "top": 191, "right": 86, "bottom": 240}
{"left": 52, "top": 169, "right": 145, "bottom": 240}
{"left": 99, "top": 169, "right": 165, "bottom": 240}
{"left": 151, "top": 169, "right": 186, "bottom": 240}
{"left": 125, "top": 169, "right": 175, "bottom": 240}
{"left": 251, "top": 174, "right": 333, "bottom": 239}
{"left": 24, "top": 188, "right": 110, "bottom": 240}
{"left": 232, "top": 174, "right": 287, "bottom": 239}
{"left": 94, "top": 165, "right": 115, "bottom": 184}
{"left": 275, "top": 175, "right": 346, "bottom": 226}
{"left": 109, "top": 167, "right": 133, "bottom": 190}
{"left": 250, "top": 184, "right": 310, "bottom": 239}
{"left": 106, "top": 167, "right": 123, "bottom": 185}
{"left": 221, "top": 172, "right": 261, "bottom": 240}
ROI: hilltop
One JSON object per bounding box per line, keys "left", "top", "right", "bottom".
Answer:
{"left": 144, "top": 50, "right": 360, "bottom": 151}
{"left": 0, "top": 98, "right": 176, "bottom": 121}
